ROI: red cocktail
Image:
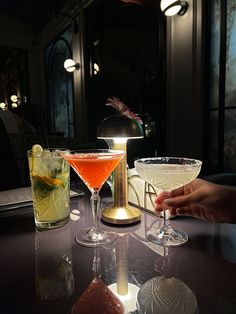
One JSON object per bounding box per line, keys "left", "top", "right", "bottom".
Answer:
{"left": 63, "top": 149, "right": 124, "bottom": 247}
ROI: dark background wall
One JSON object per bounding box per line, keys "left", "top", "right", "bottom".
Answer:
{"left": 165, "top": 0, "right": 205, "bottom": 163}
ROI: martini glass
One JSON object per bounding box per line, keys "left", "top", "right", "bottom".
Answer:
{"left": 134, "top": 157, "right": 202, "bottom": 247}
{"left": 63, "top": 149, "right": 124, "bottom": 247}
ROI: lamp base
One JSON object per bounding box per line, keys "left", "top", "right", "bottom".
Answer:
{"left": 101, "top": 205, "right": 141, "bottom": 225}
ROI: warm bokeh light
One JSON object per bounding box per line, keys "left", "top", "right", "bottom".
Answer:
{"left": 94, "top": 63, "right": 99, "bottom": 75}
{"left": 0, "top": 102, "right": 7, "bottom": 110}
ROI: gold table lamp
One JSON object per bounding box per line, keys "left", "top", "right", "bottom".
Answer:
{"left": 97, "top": 114, "right": 143, "bottom": 224}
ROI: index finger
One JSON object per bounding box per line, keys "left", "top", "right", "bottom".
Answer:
{"left": 169, "top": 186, "right": 185, "bottom": 198}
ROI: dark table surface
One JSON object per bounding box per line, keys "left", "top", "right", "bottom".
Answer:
{"left": 1, "top": 185, "right": 236, "bottom": 314}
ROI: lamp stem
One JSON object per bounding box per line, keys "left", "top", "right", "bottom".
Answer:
{"left": 102, "top": 139, "right": 141, "bottom": 224}
{"left": 112, "top": 141, "right": 128, "bottom": 209}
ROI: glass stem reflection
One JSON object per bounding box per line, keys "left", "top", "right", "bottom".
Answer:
{"left": 162, "top": 247, "right": 169, "bottom": 277}
{"left": 92, "top": 247, "right": 101, "bottom": 278}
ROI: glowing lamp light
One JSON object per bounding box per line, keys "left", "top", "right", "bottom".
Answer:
{"left": 64, "top": 58, "right": 80, "bottom": 72}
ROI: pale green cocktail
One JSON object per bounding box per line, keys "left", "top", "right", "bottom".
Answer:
{"left": 28, "top": 145, "right": 70, "bottom": 230}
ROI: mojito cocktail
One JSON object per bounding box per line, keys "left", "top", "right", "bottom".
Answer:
{"left": 28, "top": 145, "right": 70, "bottom": 230}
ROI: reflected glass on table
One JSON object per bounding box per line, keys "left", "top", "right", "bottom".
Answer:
{"left": 136, "top": 276, "right": 198, "bottom": 314}
{"left": 71, "top": 245, "right": 125, "bottom": 314}
{"left": 136, "top": 247, "right": 198, "bottom": 314}
{"left": 35, "top": 224, "right": 75, "bottom": 301}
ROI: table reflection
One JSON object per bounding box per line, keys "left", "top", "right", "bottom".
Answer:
{"left": 137, "top": 276, "right": 198, "bottom": 314}
{"left": 71, "top": 246, "right": 125, "bottom": 314}
{"left": 136, "top": 248, "right": 198, "bottom": 314}
{"left": 102, "top": 228, "right": 198, "bottom": 314}
{"left": 35, "top": 224, "right": 75, "bottom": 301}
{"left": 108, "top": 233, "right": 140, "bottom": 313}
{"left": 2, "top": 193, "right": 236, "bottom": 314}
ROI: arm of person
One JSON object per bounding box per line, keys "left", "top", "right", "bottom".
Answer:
{"left": 154, "top": 178, "right": 236, "bottom": 224}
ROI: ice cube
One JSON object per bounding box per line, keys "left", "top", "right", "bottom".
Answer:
{"left": 53, "top": 149, "right": 63, "bottom": 157}
{"left": 42, "top": 149, "right": 51, "bottom": 158}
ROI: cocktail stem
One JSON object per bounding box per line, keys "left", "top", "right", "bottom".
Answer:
{"left": 91, "top": 189, "right": 100, "bottom": 230}
{"left": 163, "top": 210, "right": 167, "bottom": 226}
{"left": 163, "top": 210, "right": 172, "bottom": 231}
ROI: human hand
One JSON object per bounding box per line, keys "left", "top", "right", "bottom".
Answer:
{"left": 154, "top": 178, "right": 236, "bottom": 224}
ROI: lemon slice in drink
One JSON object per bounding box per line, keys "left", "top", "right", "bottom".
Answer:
{"left": 31, "top": 144, "right": 43, "bottom": 174}
{"left": 32, "top": 144, "right": 43, "bottom": 154}
{"left": 32, "top": 174, "right": 63, "bottom": 188}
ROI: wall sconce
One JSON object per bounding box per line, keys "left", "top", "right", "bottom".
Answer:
{"left": 0, "top": 102, "right": 7, "bottom": 110}
{"left": 160, "top": 0, "right": 188, "bottom": 16}
{"left": 64, "top": 58, "right": 80, "bottom": 72}
{"left": 97, "top": 113, "right": 144, "bottom": 225}
{"left": 10, "top": 95, "right": 18, "bottom": 103}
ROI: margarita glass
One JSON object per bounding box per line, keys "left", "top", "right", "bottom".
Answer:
{"left": 135, "top": 157, "right": 202, "bottom": 246}
{"left": 63, "top": 149, "right": 124, "bottom": 247}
